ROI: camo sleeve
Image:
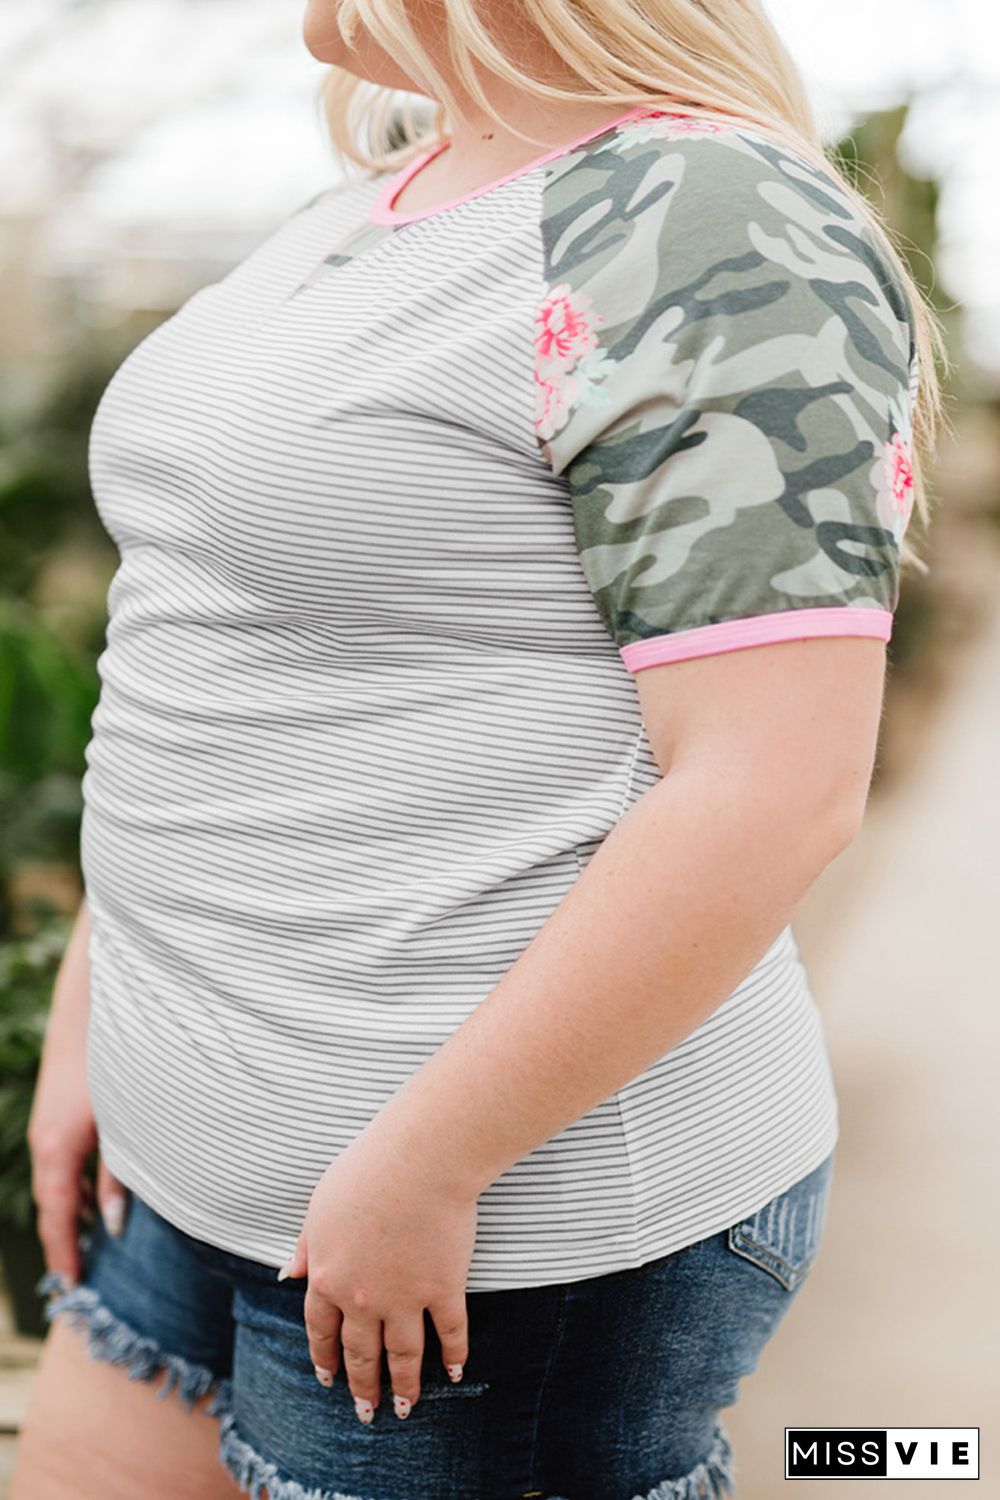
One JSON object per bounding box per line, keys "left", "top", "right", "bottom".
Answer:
{"left": 534, "top": 114, "right": 919, "bottom": 672}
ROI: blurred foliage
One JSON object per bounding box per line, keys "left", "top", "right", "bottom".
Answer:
{"left": 0, "top": 918, "right": 73, "bottom": 1230}
{"left": 832, "top": 105, "right": 944, "bottom": 313}
{"left": 0, "top": 604, "right": 98, "bottom": 786}
{"left": 0, "top": 354, "right": 120, "bottom": 606}
{"left": 0, "top": 351, "right": 121, "bottom": 941}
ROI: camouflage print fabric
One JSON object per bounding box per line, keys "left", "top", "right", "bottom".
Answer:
{"left": 535, "top": 112, "right": 918, "bottom": 652}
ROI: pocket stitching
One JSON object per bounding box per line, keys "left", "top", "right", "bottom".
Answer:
{"left": 725, "top": 1157, "right": 834, "bottom": 1293}
{"left": 726, "top": 1226, "right": 809, "bottom": 1292}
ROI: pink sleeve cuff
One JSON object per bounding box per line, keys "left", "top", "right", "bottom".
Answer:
{"left": 619, "top": 606, "right": 893, "bottom": 673}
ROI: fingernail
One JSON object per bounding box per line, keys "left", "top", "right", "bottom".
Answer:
{"left": 276, "top": 1260, "right": 294, "bottom": 1282}
{"left": 354, "top": 1396, "right": 374, "bottom": 1424}
{"left": 101, "top": 1197, "right": 126, "bottom": 1238}
{"left": 314, "top": 1366, "right": 333, "bottom": 1387}
{"left": 393, "top": 1394, "right": 411, "bottom": 1419}
{"left": 446, "top": 1363, "right": 463, "bottom": 1383}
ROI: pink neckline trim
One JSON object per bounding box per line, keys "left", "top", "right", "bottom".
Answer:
{"left": 370, "top": 104, "right": 653, "bottom": 226}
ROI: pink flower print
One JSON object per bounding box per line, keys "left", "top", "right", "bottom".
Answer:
{"left": 874, "top": 430, "right": 915, "bottom": 543}
{"left": 535, "top": 283, "right": 600, "bottom": 373}
{"left": 534, "top": 367, "right": 575, "bottom": 444}
{"left": 615, "top": 110, "right": 731, "bottom": 148}
{"left": 534, "top": 283, "right": 618, "bottom": 443}
{"left": 886, "top": 431, "right": 915, "bottom": 535}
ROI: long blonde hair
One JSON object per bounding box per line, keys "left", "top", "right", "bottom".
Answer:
{"left": 318, "top": 0, "right": 948, "bottom": 573}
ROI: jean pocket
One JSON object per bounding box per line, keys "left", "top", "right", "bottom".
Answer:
{"left": 726, "top": 1150, "right": 835, "bottom": 1292}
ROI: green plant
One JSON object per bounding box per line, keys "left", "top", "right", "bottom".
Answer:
{"left": 0, "top": 599, "right": 98, "bottom": 785}
{"left": 0, "top": 917, "right": 74, "bottom": 1231}
{"left": 0, "top": 602, "right": 97, "bottom": 937}
{"left": 0, "top": 352, "right": 121, "bottom": 602}
{"left": 0, "top": 350, "right": 119, "bottom": 944}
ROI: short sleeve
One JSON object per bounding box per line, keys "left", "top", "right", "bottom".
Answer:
{"left": 534, "top": 114, "right": 918, "bottom": 672}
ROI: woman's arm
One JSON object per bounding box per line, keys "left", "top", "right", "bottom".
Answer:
{"left": 37, "top": 898, "right": 92, "bottom": 1062}
{"left": 28, "top": 897, "right": 129, "bottom": 1283}
{"left": 361, "top": 631, "right": 883, "bottom": 1197}
{"left": 292, "top": 630, "right": 885, "bottom": 1424}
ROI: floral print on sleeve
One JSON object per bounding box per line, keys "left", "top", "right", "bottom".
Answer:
{"left": 533, "top": 284, "right": 619, "bottom": 442}
{"left": 534, "top": 113, "right": 918, "bottom": 665}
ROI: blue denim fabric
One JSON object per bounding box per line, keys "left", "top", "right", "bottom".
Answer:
{"left": 37, "top": 1149, "right": 835, "bottom": 1500}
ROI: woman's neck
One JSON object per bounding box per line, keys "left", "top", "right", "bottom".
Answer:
{"left": 391, "top": 92, "right": 644, "bottom": 216}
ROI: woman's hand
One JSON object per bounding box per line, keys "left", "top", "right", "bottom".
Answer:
{"left": 27, "top": 899, "right": 130, "bottom": 1285}
{"left": 279, "top": 1128, "right": 478, "bottom": 1424}
{"left": 28, "top": 1049, "right": 129, "bottom": 1285}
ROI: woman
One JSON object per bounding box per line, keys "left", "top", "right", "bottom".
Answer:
{"left": 13, "top": 2, "right": 943, "bottom": 1498}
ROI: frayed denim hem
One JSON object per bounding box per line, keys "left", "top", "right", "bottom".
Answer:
{"left": 217, "top": 1409, "right": 368, "bottom": 1500}
{"left": 629, "top": 1421, "right": 736, "bottom": 1500}
{"left": 215, "top": 1411, "right": 736, "bottom": 1500}
{"left": 35, "top": 1268, "right": 231, "bottom": 1416}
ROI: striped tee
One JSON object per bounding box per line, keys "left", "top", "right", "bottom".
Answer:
{"left": 81, "top": 103, "right": 916, "bottom": 1289}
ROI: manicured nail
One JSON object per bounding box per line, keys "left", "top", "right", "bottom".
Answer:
{"left": 393, "top": 1394, "right": 411, "bottom": 1419}
{"left": 276, "top": 1260, "right": 294, "bottom": 1282}
{"left": 101, "top": 1197, "right": 126, "bottom": 1238}
{"left": 354, "top": 1396, "right": 374, "bottom": 1424}
{"left": 314, "top": 1366, "right": 333, "bottom": 1387}
{"left": 446, "top": 1363, "right": 463, "bottom": 1383}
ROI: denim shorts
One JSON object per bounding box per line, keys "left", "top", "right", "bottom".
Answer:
{"left": 36, "top": 1149, "right": 835, "bottom": 1500}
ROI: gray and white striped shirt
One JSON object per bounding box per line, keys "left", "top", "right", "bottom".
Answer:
{"left": 83, "top": 105, "right": 915, "bottom": 1288}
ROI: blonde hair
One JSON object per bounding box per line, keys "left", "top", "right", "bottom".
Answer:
{"left": 318, "top": 0, "right": 949, "bottom": 573}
